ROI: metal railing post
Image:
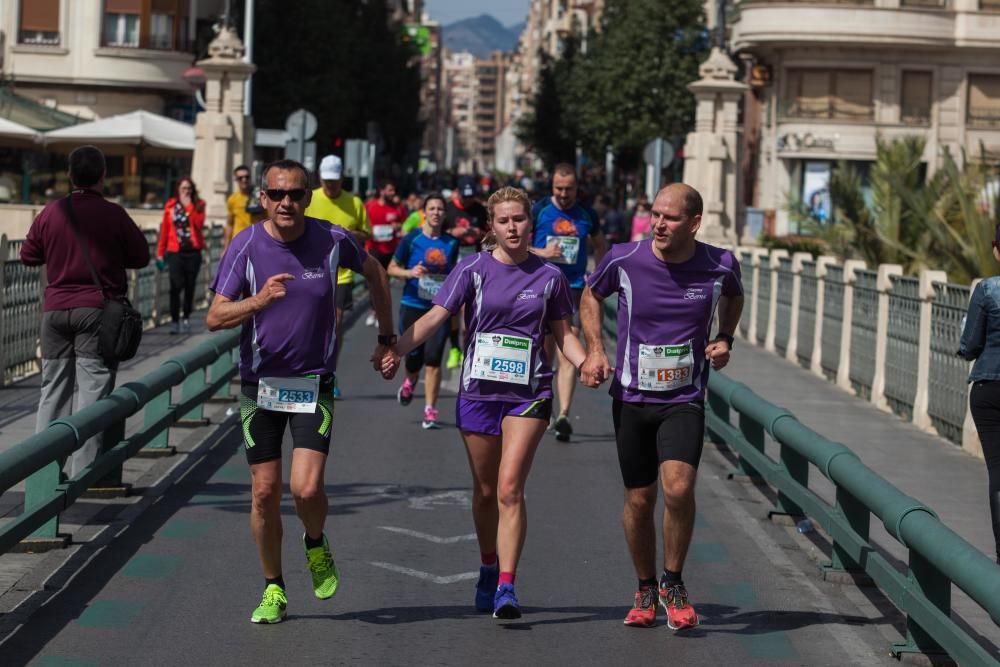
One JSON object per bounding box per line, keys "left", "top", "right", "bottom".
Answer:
{"left": 810, "top": 256, "right": 838, "bottom": 377}
{"left": 746, "top": 248, "right": 769, "bottom": 344}
{"left": 870, "top": 264, "right": 903, "bottom": 411}
{"left": 836, "top": 260, "right": 866, "bottom": 392}
{"left": 823, "top": 485, "right": 871, "bottom": 580}
{"left": 892, "top": 552, "right": 950, "bottom": 660}
{"left": 764, "top": 249, "right": 788, "bottom": 352}
{"left": 139, "top": 390, "right": 175, "bottom": 456}
{"left": 25, "top": 460, "right": 62, "bottom": 540}
{"left": 732, "top": 411, "right": 764, "bottom": 479}
{"left": 706, "top": 388, "right": 730, "bottom": 445}
{"left": 180, "top": 364, "right": 208, "bottom": 423}
{"left": 785, "top": 252, "right": 812, "bottom": 363}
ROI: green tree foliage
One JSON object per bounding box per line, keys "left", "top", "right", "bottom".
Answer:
{"left": 787, "top": 136, "right": 1000, "bottom": 284}
{"left": 251, "top": 0, "right": 422, "bottom": 162}
{"left": 518, "top": 0, "right": 707, "bottom": 169}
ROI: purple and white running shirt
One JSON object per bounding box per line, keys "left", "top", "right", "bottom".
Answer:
{"left": 433, "top": 251, "right": 575, "bottom": 402}
{"left": 211, "top": 218, "right": 368, "bottom": 382}
{"left": 587, "top": 240, "right": 743, "bottom": 404}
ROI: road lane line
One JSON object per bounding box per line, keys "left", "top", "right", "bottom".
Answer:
{"left": 378, "top": 526, "right": 477, "bottom": 544}
{"left": 369, "top": 562, "right": 478, "bottom": 584}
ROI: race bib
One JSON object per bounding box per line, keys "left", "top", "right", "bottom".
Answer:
{"left": 637, "top": 343, "right": 694, "bottom": 392}
{"left": 257, "top": 376, "right": 320, "bottom": 413}
{"left": 469, "top": 332, "right": 532, "bottom": 385}
{"left": 546, "top": 235, "right": 580, "bottom": 265}
{"left": 417, "top": 274, "right": 446, "bottom": 301}
{"left": 373, "top": 225, "right": 395, "bottom": 242}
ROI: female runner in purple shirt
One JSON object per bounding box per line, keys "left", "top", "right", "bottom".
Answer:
{"left": 390, "top": 187, "right": 586, "bottom": 620}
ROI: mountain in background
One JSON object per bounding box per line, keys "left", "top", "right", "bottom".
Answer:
{"left": 442, "top": 14, "right": 523, "bottom": 58}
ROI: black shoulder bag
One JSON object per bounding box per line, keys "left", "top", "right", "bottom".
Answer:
{"left": 63, "top": 197, "right": 144, "bottom": 364}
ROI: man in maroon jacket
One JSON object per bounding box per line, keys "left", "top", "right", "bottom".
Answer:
{"left": 21, "top": 145, "right": 150, "bottom": 478}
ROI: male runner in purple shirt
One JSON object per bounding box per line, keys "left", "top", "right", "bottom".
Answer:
{"left": 580, "top": 183, "right": 743, "bottom": 630}
{"left": 207, "top": 159, "right": 397, "bottom": 624}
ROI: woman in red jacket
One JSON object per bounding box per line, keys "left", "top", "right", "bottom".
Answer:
{"left": 156, "top": 176, "right": 206, "bottom": 334}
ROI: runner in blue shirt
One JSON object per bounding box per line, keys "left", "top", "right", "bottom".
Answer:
{"left": 530, "top": 163, "right": 607, "bottom": 441}
{"left": 387, "top": 193, "right": 459, "bottom": 429}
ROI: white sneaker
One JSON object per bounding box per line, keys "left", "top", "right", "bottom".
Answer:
{"left": 365, "top": 312, "right": 377, "bottom": 327}
{"left": 181, "top": 318, "right": 191, "bottom": 333}
{"left": 169, "top": 321, "right": 180, "bottom": 335}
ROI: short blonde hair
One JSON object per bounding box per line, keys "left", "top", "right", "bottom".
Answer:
{"left": 486, "top": 186, "right": 531, "bottom": 222}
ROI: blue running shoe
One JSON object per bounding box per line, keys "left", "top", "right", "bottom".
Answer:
{"left": 333, "top": 383, "right": 342, "bottom": 400}
{"left": 493, "top": 583, "right": 521, "bottom": 619}
{"left": 475, "top": 566, "right": 499, "bottom": 612}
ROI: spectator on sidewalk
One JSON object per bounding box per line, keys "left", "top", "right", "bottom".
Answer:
{"left": 157, "top": 176, "right": 207, "bottom": 334}
{"left": 959, "top": 226, "right": 1000, "bottom": 563}
{"left": 20, "top": 145, "right": 150, "bottom": 478}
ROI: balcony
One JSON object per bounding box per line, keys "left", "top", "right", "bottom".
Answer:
{"left": 730, "top": 1, "right": 997, "bottom": 50}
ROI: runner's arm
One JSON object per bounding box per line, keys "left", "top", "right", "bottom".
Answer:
{"left": 386, "top": 258, "right": 413, "bottom": 280}
{"left": 362, "top": 254, "right": 394, "bottom": 338}
{"left": 716, "top": 295, "right": 744, "bottom": 339}
{"left": 206, "top": 293, "right": 259, "bottom": 330}
{"left": 395, "top": 305, "right": 452, "bottom": 358}
{"left": 579, "top": 286, "right": 613, "bottom": 387}
{"left": 550, "top": 318, "right": 586, "bottom": 369}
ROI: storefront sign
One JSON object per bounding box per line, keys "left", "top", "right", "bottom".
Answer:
{"left": 778, "top": 132, "right": 837, "bottom": 152}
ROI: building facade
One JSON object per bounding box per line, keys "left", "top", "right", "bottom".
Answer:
{"left": 442, "top": 50, "right": 507, "bottom": 172}
{"left": 732, "top": 0, "right": 1000, "bottom": 236}
{"left": 5, "top": 0, "right": 226, "bottom": 122}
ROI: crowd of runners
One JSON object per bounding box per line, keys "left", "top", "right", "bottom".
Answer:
{"left": 206, "top": 155, "right": 744, "bottom": 628}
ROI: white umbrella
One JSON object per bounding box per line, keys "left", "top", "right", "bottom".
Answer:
{"left": 42, "top": 109, "right": 194, "bottom": 151}
{"left": 0, "top": 117, "right": 39, "bottom": 139}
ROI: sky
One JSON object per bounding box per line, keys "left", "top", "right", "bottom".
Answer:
{"left": 422, "top": 0, "right": 530, "bottom": 27}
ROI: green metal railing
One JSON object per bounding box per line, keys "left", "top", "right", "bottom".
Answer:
{"left": 601, "top": 299, "right": 1000, "bottom": 666}
{"left": 885, "top": 275, "right": 920, "bottom": 421}
{"left": 0, "top": 330, "right": 240, "bottom": 553}
{"left": 820, "top": 264, "right": 844, "bottom": 381}
{"left": 796, "top": 260, "right": 817, "bottom": 368}
{"left": 849, "top": 269, "right": 878, "bottom": 399}
{"left": 929, "top": 281, "right": 973, "bottom": 443}
{"left": 774, "top": 256, "right": 793, "bottom": 356}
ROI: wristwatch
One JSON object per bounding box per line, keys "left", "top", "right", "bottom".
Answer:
{"left": 713, "top": 333, "right": 735, "bottom": 349}
{"left": 377, "top": 334, "right": 398, "bottom": 346}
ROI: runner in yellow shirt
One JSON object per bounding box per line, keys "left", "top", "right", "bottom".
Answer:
{"left": 224, "top": 164, "right": 265, "bottom": 250}
{"left": 304, "top": 154, "right": 372, "bottom": 399}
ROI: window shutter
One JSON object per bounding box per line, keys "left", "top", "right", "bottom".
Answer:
{"left": 104, "top": 0, "right": 142, "bottom": 14}
{"left": 901, "top": 71, "right": 932, "bottom": 124}
{"left": 20, "top": 0, "right": 60, "bottom": 32}
{"left": 833, "top": 70, "right": 873, "bottom": 120}
{"left": 969, "top": 75, "right": 1000, "bottom": 127}
{"left": 799, "top": 70, "right": 832, "bottom": 118}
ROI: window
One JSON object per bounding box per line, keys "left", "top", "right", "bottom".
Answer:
{"left": 968, "top": 75, "right": 1000, "bottom": 129}
{"left": 102, "top": 0, "right": 187, "bottom": 50}
{"left": 784, "top": 69, "right": 874, "bottom": 121}
{"left": 901, "top": 71, "right": 932, "bottom": 125}
{"left": 19, "top": 0, "right": 60, "bottom": 46}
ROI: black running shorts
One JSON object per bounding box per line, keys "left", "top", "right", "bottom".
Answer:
{"left": 400, "top": 304, "right": 449, "bottom": 373}
{"left": 612, "top": 399, "right": 705, "bottom": 488}
{"left": 335, "top": 282, "right": 354, "bottom": 311}
{"left": 240, "top": 376, "right": 336, "bottom": 464}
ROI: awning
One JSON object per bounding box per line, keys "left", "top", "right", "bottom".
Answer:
{"left": 42, "top": 109, "right": 194, "bottom": 151}
{"left": 0, "top": 117, "right": 40, "bottom": 140}
{"left": 0, "top": 87, "right": 79, "bottom": 131}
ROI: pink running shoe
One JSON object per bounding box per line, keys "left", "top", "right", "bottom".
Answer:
{"left": 397, "top": 378, "right": 414, "bottom": 406}
{"left": 422, "top": 405, "right": 440, "bottom": 429}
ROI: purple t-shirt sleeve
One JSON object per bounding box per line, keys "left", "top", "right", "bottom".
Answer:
{"left": 211, "top": 232, "right": 251, "bottom": 300}
{"left": 587, "top": 246, "right": 621, "bottom": 299}
{"left": 548, "top": 272, "right": 575, "bottom": 321}
{"left": 334, "top": 227, "right": 369, "bottom": 273}
{"left": 432, "top": 258, "right": 474, "bottom": 314}
{"left": 722, "top": 251, "right": 743, "bottom": 297}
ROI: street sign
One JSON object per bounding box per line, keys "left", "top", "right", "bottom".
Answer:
{"left": 285, "top": 109, "right": 317, "bottom": 140}
{"left": 284, "top": 139, "right": 316, "bottom": 171}
{"left": 643, "top": 137, "right": 674, "bottom": 167}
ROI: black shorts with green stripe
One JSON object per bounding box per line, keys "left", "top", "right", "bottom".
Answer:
{"left": 239, "top": 376, "right": 336, "bottom": 465}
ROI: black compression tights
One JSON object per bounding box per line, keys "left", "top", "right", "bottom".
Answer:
{"left": 969, "top": 380, "right": 1000, "bottom": 562}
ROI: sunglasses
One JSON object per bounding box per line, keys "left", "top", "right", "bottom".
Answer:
{"left": 235, "top": 174, "right": 250, "bottom": 181}
{"left": 264, "top": 188, "right": 307, "bottom": 202}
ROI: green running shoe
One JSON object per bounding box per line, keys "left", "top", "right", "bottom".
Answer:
{"left": 446, "top": 347, "right": 464, "bottom": 370}
{"left": 250, "top": 584, "right": 287, "bottom": 624}
{"left": 304, "top": 533, "right": 339, "bottom": 599}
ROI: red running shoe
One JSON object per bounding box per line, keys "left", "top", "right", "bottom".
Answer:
{"left": 623, "top": 587, "right": 657, "bottom": 627}
{"left": 659, "top": 582, "right": 699, "bottom": 630}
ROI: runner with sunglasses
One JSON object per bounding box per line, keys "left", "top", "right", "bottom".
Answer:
{"left": 387, "top": 187, "right": 586, "bottom": 620}
{"left": 208, "top": 159, "right": 397, "bottom": 624}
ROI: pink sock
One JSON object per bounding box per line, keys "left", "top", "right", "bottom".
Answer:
{"left": 498, "top": 571, "right": 515, "bottom": 586}
{"left": 481, "top": 552, "right": 498, "bottom": 567}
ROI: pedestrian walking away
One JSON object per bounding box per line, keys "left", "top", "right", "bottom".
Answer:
{"left": 305, "top": 154, "right": 372, "bottom": 399}
{"left": 223, "top": 164, "right": 265, "bottom": 251}
{"left": 364, "top": 179, "right": 407, "bottom": 327}
{"left": 387, "top": 193, "right": 459, "bottom": 429}
{"left": 207, "top": 159, "right": 398, "bottom": 624}
{"left": 579, "top": 183, "right": 744, "bottom": 630}
{"left": 20, "top": 145, "right": 150, "bottom": 479}
{"left": 389, "top": 186, "right": 586, "bottom": 620}
{"left": 157, "top": 176, "right": 206, "bottom": 334}
{"left": 530, "top": 162, "right": 608, "bottom": 441}
{"left": 958, "top": 222, "right": 1000, "bottom": 564}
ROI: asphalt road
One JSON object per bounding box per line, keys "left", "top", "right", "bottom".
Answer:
{"left": 1, "top": 294, "right": 901, "bottom": 667}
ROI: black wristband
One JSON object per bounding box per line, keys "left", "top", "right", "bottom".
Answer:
{"left": 713, "top": 333, "right": 734, "bottom": 349}
{"left": 377, "top": 334, "right": 397, "bottom": 346}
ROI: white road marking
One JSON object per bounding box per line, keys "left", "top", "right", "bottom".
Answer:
{"left": 369, "top": 561, "right": 479, "bottom": 584}
{"left": 378, "top": 526, "right": 477, "bottom": 544}
{"left": 408, "top": 490, "right": 471, "bottom": 511}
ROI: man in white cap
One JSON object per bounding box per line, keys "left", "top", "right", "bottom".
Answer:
{"left": 304, "top": 154, "right": 371, "bottom": 399}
